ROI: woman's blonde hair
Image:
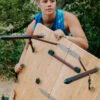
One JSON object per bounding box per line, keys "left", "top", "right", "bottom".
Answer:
{"left": 35, "top": 0, "right": 57, "bottom": 2}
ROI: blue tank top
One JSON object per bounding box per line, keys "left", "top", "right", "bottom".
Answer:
{"left": 34, "top": 9, "right": 70, "bottom": 36}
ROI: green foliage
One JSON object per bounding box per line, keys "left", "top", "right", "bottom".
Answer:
{"left": 0, "top": 0, "right": 39, "bottom": 34}
{"left": 64, "top": 0, "right": 100, "bottom": 58}
{"left": 57, "top": 0, "right": 66, "bottom": 8}
{"left": 0, "top": 39, "right": 25, "bottom": 77}
{"left": 57, "top": 0, "right": 74, "bottom": 8}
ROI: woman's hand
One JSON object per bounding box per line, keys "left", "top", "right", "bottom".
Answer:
{"left": 54, "top": 29, "right": 65, "bottom": 40}
{"left": 14, "top": 63, "right": 23, "bottom": 73}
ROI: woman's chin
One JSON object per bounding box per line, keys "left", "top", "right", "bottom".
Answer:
{"left": 46, "top": 11, "right": 54, "bottom": 15}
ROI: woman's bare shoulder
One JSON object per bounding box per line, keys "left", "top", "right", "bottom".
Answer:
{"left": 26, "top": 20, "right": 35, "bottom": 35}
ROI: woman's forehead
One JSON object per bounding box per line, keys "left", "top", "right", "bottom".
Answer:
{"left": 35, "top": 0, "right": 57, "bottom": 3}
{"left": 36, "top": 0, "right": 57, "bottom": 1}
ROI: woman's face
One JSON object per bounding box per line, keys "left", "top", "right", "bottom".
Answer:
{"left": 38, "top": 0, "right": 56, "bottom": 15}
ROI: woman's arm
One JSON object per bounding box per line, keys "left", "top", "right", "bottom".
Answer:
{"left": 14, "top": 20, "right": 35, "bottom": 73}
{"left": 64, "top": 11, "right": 88, "bottom": 50}
{"left": 54, "top": 11, "right": 88, "bottom": 50}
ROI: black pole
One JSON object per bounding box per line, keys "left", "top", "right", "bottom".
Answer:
{"left": 64, "top": 67, "right": 98, "bottom": 84}
{"left": 48, "top": 50, "right": 81, "bottom": 73}
{"left": 0, "top": 35, "right": 43, "bottom": 40}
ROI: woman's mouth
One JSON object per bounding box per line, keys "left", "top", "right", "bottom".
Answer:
{"left": 46, "top": 8, "right": 52, "bottom": 11}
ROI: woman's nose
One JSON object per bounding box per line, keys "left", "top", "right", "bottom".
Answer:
{"left": 47, "top": 1, "right": 51, "bottom": 6}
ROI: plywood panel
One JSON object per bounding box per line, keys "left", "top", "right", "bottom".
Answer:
{"left": 50, "top": 42, "right": 100, "bottom": 100}
{"left": 14, "top": 23, "right": 100, "bottom": 100}
{"left": 14, "top": 23, "right": 72, "bottom": 100}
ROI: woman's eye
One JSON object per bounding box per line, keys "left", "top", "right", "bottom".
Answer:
{"left": 43, "top": 0, "right": 47, "bottom": 3}
{"left": 50, "top": 0, "right": 55, "bottom": 2}
{"left": 42, "top": 0, "right": 55, "bottom": 3}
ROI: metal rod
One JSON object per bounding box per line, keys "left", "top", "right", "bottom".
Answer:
{"left": 78, "top": 57, "right": 87, "bottom": 71}
{"left": 64, "top": 67, "right": 98, "bottom": 84}
{"left": 0, "top": 35, "right": 57, "bottom": 45}
{"left": 48, "top": 50, "right": 81, "bottom": 73}
{"left": 29, "top": 39, "right": 35, "bottom": 52}
{"left": 33, "top": 38, "right": 57, "bottom": 45}
{"left": 0, "top": 35, "right": 44, "bottom": 40}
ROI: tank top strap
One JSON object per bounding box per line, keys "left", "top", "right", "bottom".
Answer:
{"left": 55, "top": 9, "right": 68, "bottom": 35}
{"left": 33, "top": 12, "right": 42, "bottom": 30}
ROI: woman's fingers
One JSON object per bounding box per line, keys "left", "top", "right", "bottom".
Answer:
{"left": 15, "top": 63, "right": 23, "bottom": 73}
{"left": 54, "top": 33, "right": 62, "bottom": 40}
{"left": 54, "top": 29, "right": 65, "bottom": 40}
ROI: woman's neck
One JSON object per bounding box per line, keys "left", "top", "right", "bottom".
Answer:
{"left": 42, "top": 12, "right": 56, "bottom": 27}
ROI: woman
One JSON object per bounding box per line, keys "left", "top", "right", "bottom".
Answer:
{"left": 15, "top": 0, "right": 88, "bottom": 73}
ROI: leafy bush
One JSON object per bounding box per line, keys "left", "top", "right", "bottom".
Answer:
{"left": 0, "top": 39, "right": 25, "bottom": 78}
{"left": 64, "top": 0, "right": 100, "bottom": 58}
{"left": 0, "top": 0, "right": 39, "bottom": 34}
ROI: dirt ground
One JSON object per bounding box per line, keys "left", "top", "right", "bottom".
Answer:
{"left": 0, "top": 76, "right": 15, "bottom": 100}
